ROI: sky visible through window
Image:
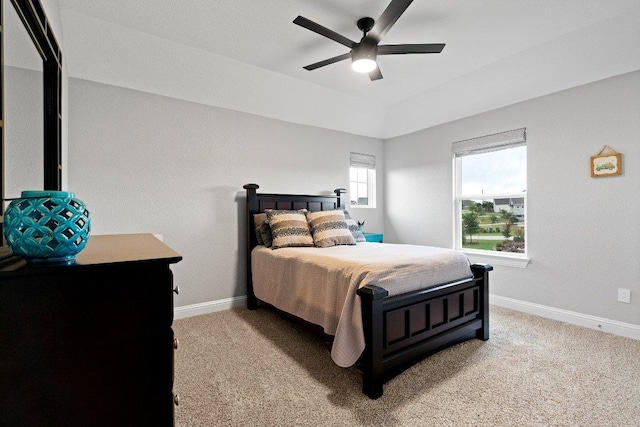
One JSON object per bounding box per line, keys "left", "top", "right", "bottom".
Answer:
{"left": 461, "top": 146, "right": 526, "bottom": 195}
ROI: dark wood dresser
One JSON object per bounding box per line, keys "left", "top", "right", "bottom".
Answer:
{"left": 0, "top": 233, "right": 182, "bottom": 427}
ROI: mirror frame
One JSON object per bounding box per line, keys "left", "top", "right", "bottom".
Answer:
{"left": 0, "top": 0, "right": 63, "bottom": 207}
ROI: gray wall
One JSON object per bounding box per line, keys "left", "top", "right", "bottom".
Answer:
{"left": 66, "top": 68, "right": 639, "bottom": 325}
{"left": 67, "top": 78, "right": 384, "bottom": 307}
{"left": 4, "top": 67, "right": 43, "bottom": 199}
{"left": 384, "top": 70, "right": 640, "bottom": 325}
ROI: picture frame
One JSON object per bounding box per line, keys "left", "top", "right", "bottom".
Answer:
{"left": 591, "top": 146, "right": 622, "bottom": 178}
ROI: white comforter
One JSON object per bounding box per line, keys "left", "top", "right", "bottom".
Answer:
{"left": 251, "top": 242, "right": 473, "bottom": 367}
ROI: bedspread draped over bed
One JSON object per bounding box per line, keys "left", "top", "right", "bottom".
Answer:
{"left": 251, "top": 242, "right": 473, "bottom": 367}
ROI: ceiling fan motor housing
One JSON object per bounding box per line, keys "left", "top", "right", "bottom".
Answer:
{"left": 352, "top": 41, "right": 378, "bottom": 62}
{"left": 351, "top": 40, "right": 378, "bottom": 73}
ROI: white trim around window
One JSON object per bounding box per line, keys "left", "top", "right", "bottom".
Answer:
{"left": 452, "top": 128, "right": 529, "bottom": 266}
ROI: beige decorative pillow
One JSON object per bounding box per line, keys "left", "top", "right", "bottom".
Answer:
{"left": 306, "top": 210, "right": 356, "bottom": 248}
{"left": 266, "top": 210, "right": 314, "bottom": 249}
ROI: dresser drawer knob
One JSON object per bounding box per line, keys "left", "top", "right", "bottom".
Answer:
{"left": 173, "top": 338, "right": 179, "bottom": 350}
{"left": 174, "top": 394, "right": 180, "bottom": 406}
{"left": 173, "top": 286, "right": 180, "bottom": 295}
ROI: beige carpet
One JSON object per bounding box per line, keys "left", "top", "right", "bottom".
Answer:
{"left": 173, "top": 305, "right": 640, "bottom": 426}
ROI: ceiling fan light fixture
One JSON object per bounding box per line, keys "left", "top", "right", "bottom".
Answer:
{"left": 352, "top": 57, "right": 377, "bottom": 73}
{"left": 351, "top": 43, "right": 378, "bottom": 73}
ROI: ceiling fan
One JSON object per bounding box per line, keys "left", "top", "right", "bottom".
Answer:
{"left": 293, "top": 0, "right": 445, "bottom": 81}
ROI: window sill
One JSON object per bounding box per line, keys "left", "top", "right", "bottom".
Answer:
{"left": 349, "top": 205, "right": 375, "bottom": 209}
{"left": 462, "top": 249, "right": 530, "bottom": 269}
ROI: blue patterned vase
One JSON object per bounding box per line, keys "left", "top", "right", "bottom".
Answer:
{"left": 3, "top": 190, "right": 91, "bottom": 262}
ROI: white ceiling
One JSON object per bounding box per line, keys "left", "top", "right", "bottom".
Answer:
{"left": 56, "top": 0, "right": 640, "bottom": 137}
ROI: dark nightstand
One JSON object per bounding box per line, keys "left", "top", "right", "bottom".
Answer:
{"left": 363, "top": 232, "right": 383, "bottom": 243}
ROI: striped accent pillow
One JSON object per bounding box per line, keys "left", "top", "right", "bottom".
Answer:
{"left": 343, "top": 210, "right": 366, "bottom": 242}
{"left": 266, "top": 210, "right": 314, "bottom": 249}
{"left": 306, "top": 210, "right": 356, "bottom": 248}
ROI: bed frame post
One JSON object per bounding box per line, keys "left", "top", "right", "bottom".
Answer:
{"left": 357, "top": 284, "right": 389, "bottom": 399}
{"left": 243, "top": 183, "right": 260, "bottom": 310}
{"left": 471, "top": 263, "right": 493, "bottom": 341}
{"left": 334, "top": 188, "right": 346, "bottom": 209}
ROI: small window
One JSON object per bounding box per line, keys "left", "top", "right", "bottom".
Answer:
{"left": 349, "top": 152, "right": 376, "bottom": 208}
{"left": 453, "top": 129, "right": 527, "bottom": 256}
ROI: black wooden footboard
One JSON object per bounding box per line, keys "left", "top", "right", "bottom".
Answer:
{"left": 358, "top": 263, "right": 492, "bottom": 398}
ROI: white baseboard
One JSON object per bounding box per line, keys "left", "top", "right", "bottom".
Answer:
{"left": 174, "top": 295, "right": 247, "bottom": 320}
{"left": 174, "top": 293, "right": 640, "bottom": 341}
{"left": 490, "top": 294, "right": 640, "bottom": 340}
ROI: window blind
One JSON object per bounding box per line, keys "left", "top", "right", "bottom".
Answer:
{"left": 350, "top": 152, "right": 376, "bottom": 169}
{"left": 451, "top": 128, "right": 526, "bottom": 157}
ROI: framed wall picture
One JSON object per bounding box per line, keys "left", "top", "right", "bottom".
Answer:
{"left": 591, "top": 146, "right": 622, "bottom": 178}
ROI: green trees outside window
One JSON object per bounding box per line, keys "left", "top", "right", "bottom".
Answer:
{"left": 461, "top": 200, "right": 525, "bottom": 253}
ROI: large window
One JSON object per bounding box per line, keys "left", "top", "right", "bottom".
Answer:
{"left": 349, "top": 152, "right": 376, "bottom": 208}
{"left": 453, "top": 128, "right": 526, "bottom": 256}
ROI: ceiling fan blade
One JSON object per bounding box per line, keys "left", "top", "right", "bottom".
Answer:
{"left": 293, "top": 16, "right": 356, "bottom": 49}
{"left": 378, "top": 43, "right": 445, "bottom": 55}
{"left": 369, "top": 66, "right": 383, "bottom": 81}
{"left": 366, "top": 0, "right": 414, "bottom": 43}
{"left": 303, "top": 53, "right": 352, "bottom": 71}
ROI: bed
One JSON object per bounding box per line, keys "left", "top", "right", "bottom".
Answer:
{"left": 243, "top": 183, "right": 492, "bottom": 398}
